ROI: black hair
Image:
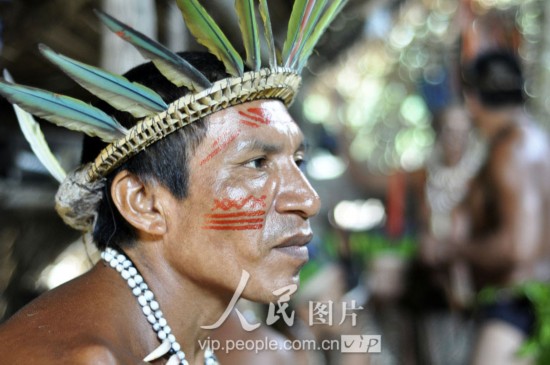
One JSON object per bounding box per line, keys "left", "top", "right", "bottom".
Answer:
{"left": 461, "top": 50, "right": 525, "bottom": 107}
{"left": 82, "top": 52, "right": 229, "bottom": 250}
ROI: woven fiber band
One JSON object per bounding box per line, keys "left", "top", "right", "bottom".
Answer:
{"left": 88, "top": 68, "right": 301, "bottom": 181}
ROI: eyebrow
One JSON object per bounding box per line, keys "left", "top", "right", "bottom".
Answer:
{"left": 240, "top": 139, "right": 307, "bottom": 154}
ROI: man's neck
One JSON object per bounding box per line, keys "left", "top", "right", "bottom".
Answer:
{"left": 123, "top": 242, "right": 231, "bottom": 364}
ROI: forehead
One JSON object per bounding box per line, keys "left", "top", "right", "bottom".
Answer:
{"left": 205, "top": 99, "right": 303, "bottom": 144}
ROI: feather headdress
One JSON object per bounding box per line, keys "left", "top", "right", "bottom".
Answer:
{"left": 0, "top": 0, "right": 347, "bottom": 231}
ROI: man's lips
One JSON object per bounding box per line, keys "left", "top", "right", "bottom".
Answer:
{"left": 273, "top": 233, "right": 313, "bottom": 261}
{"left": 275, "top": 233, "right": 313, "bottom": 248}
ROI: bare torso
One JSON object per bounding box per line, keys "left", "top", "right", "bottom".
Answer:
{"left": 464, "top": 119, "right": 550, "bottom": 289}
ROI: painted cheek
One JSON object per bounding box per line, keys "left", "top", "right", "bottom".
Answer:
{"left": 201, "top": 193, "right": 268, "bottom": 231}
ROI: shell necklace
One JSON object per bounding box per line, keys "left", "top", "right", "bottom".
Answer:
{"left": 101, "top": 247, "right": 219, "bottom": 365}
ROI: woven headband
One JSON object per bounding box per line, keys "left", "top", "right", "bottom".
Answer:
{"left": 91, "top": 68, "right": 300, "bottom": 180}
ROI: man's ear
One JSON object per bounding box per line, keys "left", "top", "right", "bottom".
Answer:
{"left": 110, "top": 170, "right": 167, "bottom": 236}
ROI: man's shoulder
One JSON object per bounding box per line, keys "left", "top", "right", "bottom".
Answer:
{"left": 0, "top": 264, "right": 134, "bottom": 364}
{"left": 0, "top": 302, "right": 134, "bottom": 364}
{"left": 490, "top": 123, "right": 549, "bottom": 165}
{"left": 2, "top": 267, "right": 108, "bottom": 327}
{"left": 0, "top": 325, "right": 120, "bottom": 364}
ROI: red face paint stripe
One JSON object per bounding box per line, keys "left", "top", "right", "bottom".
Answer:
{"left": 213, "top": 195, "right": 266, "bottom": 211}
{"left": 245, "top": 108, "right": 264, "bottom": 117}
{"left": 205, "top": 211, "right": 266, "bottom": 219}
{"left": 202, "top": 224, "right": 264, "bottom": 230}
{"left": 199, "top": 131, "right": 240, "bottom": 166}
{"left": 239, "top": 120, "right": 260, "bottom": 128}
{"left": 200, "top": 145, "right": 223, "bottom": 166}
{"left": 238, "top": 111, "right": 269, "bottom": 125}
{"left": 206, "top": 218, "right": 264, "bottom": 225}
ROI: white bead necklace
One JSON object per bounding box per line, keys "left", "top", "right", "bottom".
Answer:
{"left": 425, "top": 133, "right": 487, "bottom": 239}
{"left": 101, "top": 247, "right": 218, "bottom": 365}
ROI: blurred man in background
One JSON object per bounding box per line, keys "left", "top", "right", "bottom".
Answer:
{"left": 451, "top": 50, "right": 550, "bottom": 365}
{"left": 416, "top": 103, "right": 482, "bottom": 364}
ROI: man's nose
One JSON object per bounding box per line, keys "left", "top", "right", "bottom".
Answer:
{"left": 275, "top": 163, "right": 321, "bottom": 219}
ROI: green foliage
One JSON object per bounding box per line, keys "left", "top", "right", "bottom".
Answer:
{"left": 299, "top": 259, "right": 322, "bottom": 284}
{"left": 479, "top": 282, "right": 550, "bottom": 365}
{"left": 519, "top": 282, "right": 550, "bottom": 364}
{"left": 299, "top": 231, "right": 417, "bottom": 285}
{"left": 348, "top": 232, "right": 417, "bottom": 261}
{"left": 323, "top": 230, "right": 417, "bottom": 261}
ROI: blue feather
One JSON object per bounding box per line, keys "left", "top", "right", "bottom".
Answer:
{"left": 39, "top": 44, "right": 167, "bottom": 118}
{"left": 0, "top": 80, "right": 127, "bottom": 142}
{"left": 95, "top": 9, "right": 212, "bottom": 91}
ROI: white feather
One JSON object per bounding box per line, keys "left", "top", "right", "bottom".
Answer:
{"left": 4, "top": 70, "right": 67, "bottom": 183}
{"left": 13, "top": 104, "right": 67, "bottom": 182}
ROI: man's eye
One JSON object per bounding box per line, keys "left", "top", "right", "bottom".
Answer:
{"left": 294, "top": 154, "right": 307, "bottom": 171}
{"left": 244, "top": 157, "right": 268, "bottom": 169}
{"left": 295, "top": 156, "right": 307, "bottom": 170}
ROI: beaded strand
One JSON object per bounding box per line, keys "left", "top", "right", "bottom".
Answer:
{"left": 101, "top": 247, "right": 188, "bottom": 364}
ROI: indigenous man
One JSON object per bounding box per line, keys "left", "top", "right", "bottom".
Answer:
{"left": 0, "top": 0, "right": 345, "bottom": 363}
{"left": 452, "top": 50, "right": 550, "bottom": 365}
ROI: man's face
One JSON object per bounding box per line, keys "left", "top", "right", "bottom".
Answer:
{"left": 440, "top": 107, "right": 471, "bottom": 165}
{"left": 164, "top": 99, "right": 321, "bottom": 303}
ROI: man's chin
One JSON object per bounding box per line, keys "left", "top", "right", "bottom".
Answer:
{"left": 243, "top": 276, "right": 301, "bottom": 304}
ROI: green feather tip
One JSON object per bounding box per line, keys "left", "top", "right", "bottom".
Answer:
{"left": 235, "top": 0, "right": 261, "bottom": 71}
{"left": 176, "top": 0, "right": 244, "bottom": 77}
